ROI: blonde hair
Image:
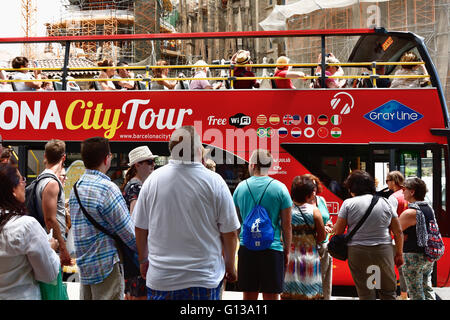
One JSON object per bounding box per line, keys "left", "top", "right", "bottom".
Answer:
{"left": 400, "top": 52, "right": 420, "bottom": 70}
{"left": 204, "top": 159, "right": 216, "bottom": 171}
{"left": 386, "top": 171, "right": 405, "bottom": 187}
{"left": 276, "top": 56, "right": 290, "bottom": 70}
{"left": 194, "top": 60, "right": 208, "bottom": 72}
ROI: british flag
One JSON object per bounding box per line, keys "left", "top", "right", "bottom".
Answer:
{"left": 283, "top": 114, "right": 293, "bottom": 125}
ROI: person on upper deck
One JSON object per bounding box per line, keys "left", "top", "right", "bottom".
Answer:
{"left": 189, "top": 60, "right": 222, "bottom": 90}
{"left": 312, "top": 53, "right": 346, "bottom": 89}
{"left": 273, "top": 56, "right": 306, "bottom": 89}
{"left": 113, "top": 61, "right": 135, "bottom": 90}
{"left": 0, "top": 65, "right": 12, "bottom": 91}
{"left": 390, "top": 52, "right": 430, "bottom": 89}
{"left": 11, "top": 56, "right": 42, "bottom": 91}
{"left": 231, "top": 50, "right": 260, "bottom": 90}
{"left": 152, "top": 60, "right": 177, "bottom": 90}
{"left": 97, "top": 59, "right": 117, "bottom": 90}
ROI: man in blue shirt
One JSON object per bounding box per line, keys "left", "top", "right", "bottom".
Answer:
{"left": 69, "top": 137, "right": 136, "bottom": 300}
{"left": 233, "top": 149, "right": 292, "bottom": 300}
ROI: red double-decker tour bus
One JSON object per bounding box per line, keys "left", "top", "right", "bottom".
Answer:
{"left": 0, "top": 28, "right": 449, "bottom": 288}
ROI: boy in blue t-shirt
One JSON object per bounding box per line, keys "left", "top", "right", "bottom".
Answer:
{"left": 233, "top": 149, "right": 292, "bottom": 300}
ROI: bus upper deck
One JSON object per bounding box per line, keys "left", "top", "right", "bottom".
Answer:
{"left": 0, "top": 28, "right": 449, "bottom": 287}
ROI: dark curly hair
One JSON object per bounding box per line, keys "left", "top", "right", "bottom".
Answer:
{"left": 344, "top": 170, "right": 376, "bottom": 196}
{"left": 291, "top": 175, "right": 316, "bottom": 203}
{"left": 0, "top": 163, "right": 27, "bottom": 232}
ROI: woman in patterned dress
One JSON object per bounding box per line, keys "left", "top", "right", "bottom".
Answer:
{"left": 282, "top": 175, "right": 326, "bottom": 300}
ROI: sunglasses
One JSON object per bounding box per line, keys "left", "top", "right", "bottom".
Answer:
{"left": 139, "top": 159, "right": 154, "bottom": 166}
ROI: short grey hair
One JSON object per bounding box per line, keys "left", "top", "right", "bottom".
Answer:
{"left": 249, "top": 149, "right": 273, "bottom": 170}
{"left": 169, "top": 126, "right": 202, "bottom": 162}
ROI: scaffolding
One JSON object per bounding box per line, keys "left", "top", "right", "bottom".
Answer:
{"left": 21, "top": 0, "right": 38, "bottom": 59}
{"left": 46, "top": 0, "right": 135, "bottom": 62}
{"left": 280, "top": 0, "right": 448, "bottom": 95}
{"left": 46, "top": 0, "right": 177, "bottom": 64}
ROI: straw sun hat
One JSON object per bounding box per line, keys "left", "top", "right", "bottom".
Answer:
{"left": 128, "top": 146, "right": 158, "bottom": 166}
{"left": 235, "top": 50, "right": 251, "bottom": 64}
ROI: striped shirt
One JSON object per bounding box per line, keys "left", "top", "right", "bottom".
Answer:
{"left": 69, "top": 169, "right": 136, "bottom": 285}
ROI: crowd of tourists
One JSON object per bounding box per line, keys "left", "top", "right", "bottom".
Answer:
{"left": 0, "top": 50, "right": 429, "bottom": 92}
{"left": 0, "top": 126, "right": 444, "bottom": 300}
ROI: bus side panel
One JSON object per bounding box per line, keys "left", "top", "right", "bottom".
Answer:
{"left": 437, "top": 237, "right": 450, "bottom": 287}
{"left": 0, "top": 89, "right": 446, "bottom": 145}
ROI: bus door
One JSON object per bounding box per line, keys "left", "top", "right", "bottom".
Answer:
{"left": 369, "top": 144, "right": 443, "bottom": 212}
{"left": 369, "top": 144, "right": 450, "bottom": 286}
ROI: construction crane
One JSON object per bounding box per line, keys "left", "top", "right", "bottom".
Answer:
{"left": 21, "top": 0, "right": 37, "bottom": 59}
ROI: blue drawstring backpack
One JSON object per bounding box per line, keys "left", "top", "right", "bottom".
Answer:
{"left": 242, "top": 179, "right": 274, "bottom": 251}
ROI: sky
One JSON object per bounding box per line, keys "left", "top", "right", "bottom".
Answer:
{"left": 0, "top": 0, "right": 63, "bottom": 59}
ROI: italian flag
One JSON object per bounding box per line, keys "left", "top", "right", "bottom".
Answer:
{"left": 331, "top": 115, "right": 341, "bottom": 125}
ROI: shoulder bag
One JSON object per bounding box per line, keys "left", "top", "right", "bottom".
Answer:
{"left": 328, "top": 195, "right": 379, "bottom": 261}
{"left": 73, "top": 182, "right": 140, "bottom": 279}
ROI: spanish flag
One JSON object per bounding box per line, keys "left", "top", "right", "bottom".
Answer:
{"left": 269, "top": 115, "right": 280, "bottom": 125}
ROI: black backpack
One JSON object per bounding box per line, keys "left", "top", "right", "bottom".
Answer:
{"left": 25, "top": 173, "right": 62, "bottom": 228}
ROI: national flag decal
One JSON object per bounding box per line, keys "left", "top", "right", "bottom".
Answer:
{"left": 256, "top": 114, "right": 267, "bottom": 125}
{"left": 318, "top": 115, "right": 328, "bottom": 126}
{"left": 331, "top": 127, "right": 342, "bottom": 138}
{"left": 269, "top": 114, "right": 280, "bottom": 125}
{"left": 304, "top": 114, "right": 315, "bottom": 125}
{"left": 292, "top": 115, "right": 301, "bottom": 125}
{"left": 291, "top": 128, "right": 302, "bottom": 138}
{"left": 317, "top": 127, "right": 329, "bottom": 138}
{"left": 283, "top": 114, "right": 293, "bottom": 125}
{"left": 278, "top": 127, "right": 288, "bottom": 138}
{"left": 331, "top": 115, "right": 342, "bottom": 125}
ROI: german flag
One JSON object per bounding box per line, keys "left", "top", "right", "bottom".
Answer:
{"left": 318, "top": 115, "right": 328, "bottom": 126}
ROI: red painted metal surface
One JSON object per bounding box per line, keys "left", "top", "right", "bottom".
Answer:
{"left": 0, "top": 29, "right": 378, "bottom": 44}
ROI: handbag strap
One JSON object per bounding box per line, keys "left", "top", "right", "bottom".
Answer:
{"left": 346, "top": 195, "right": 379, "bottom": 241}
{"left": 295, "top": 204, "right": 315, "bottom": 234}
{"left": 73, "top": 181, "right": 121, "bottom": 244}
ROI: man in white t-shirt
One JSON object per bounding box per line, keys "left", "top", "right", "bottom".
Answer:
{"left": 133, "top": 126, "right": 240, "bottom": 300}
{"left": 10, "top": 56, "right": 42, "bottom": 91}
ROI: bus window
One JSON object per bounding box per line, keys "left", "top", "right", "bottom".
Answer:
{"left": 282, "top": 144, "right": 369, "bottom": 200}
{"left": 400, "top": 150, "right": 433, "bottom": 205}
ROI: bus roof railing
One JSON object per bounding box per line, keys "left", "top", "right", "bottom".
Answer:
{"left": 0, "top": 28, "right": 381, "bottom": 44}
{"left": 0, "top": 61, "right": 430, "bottom": 89}
{"left": 0, "top": 62, "right": 429, "bottom": 88}
{"left": 0, "top": 28, "right": 433, "bottom": 91}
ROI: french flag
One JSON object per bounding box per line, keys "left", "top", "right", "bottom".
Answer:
{"left": 304, "top": 114, "right": 314, "bottom": 125}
